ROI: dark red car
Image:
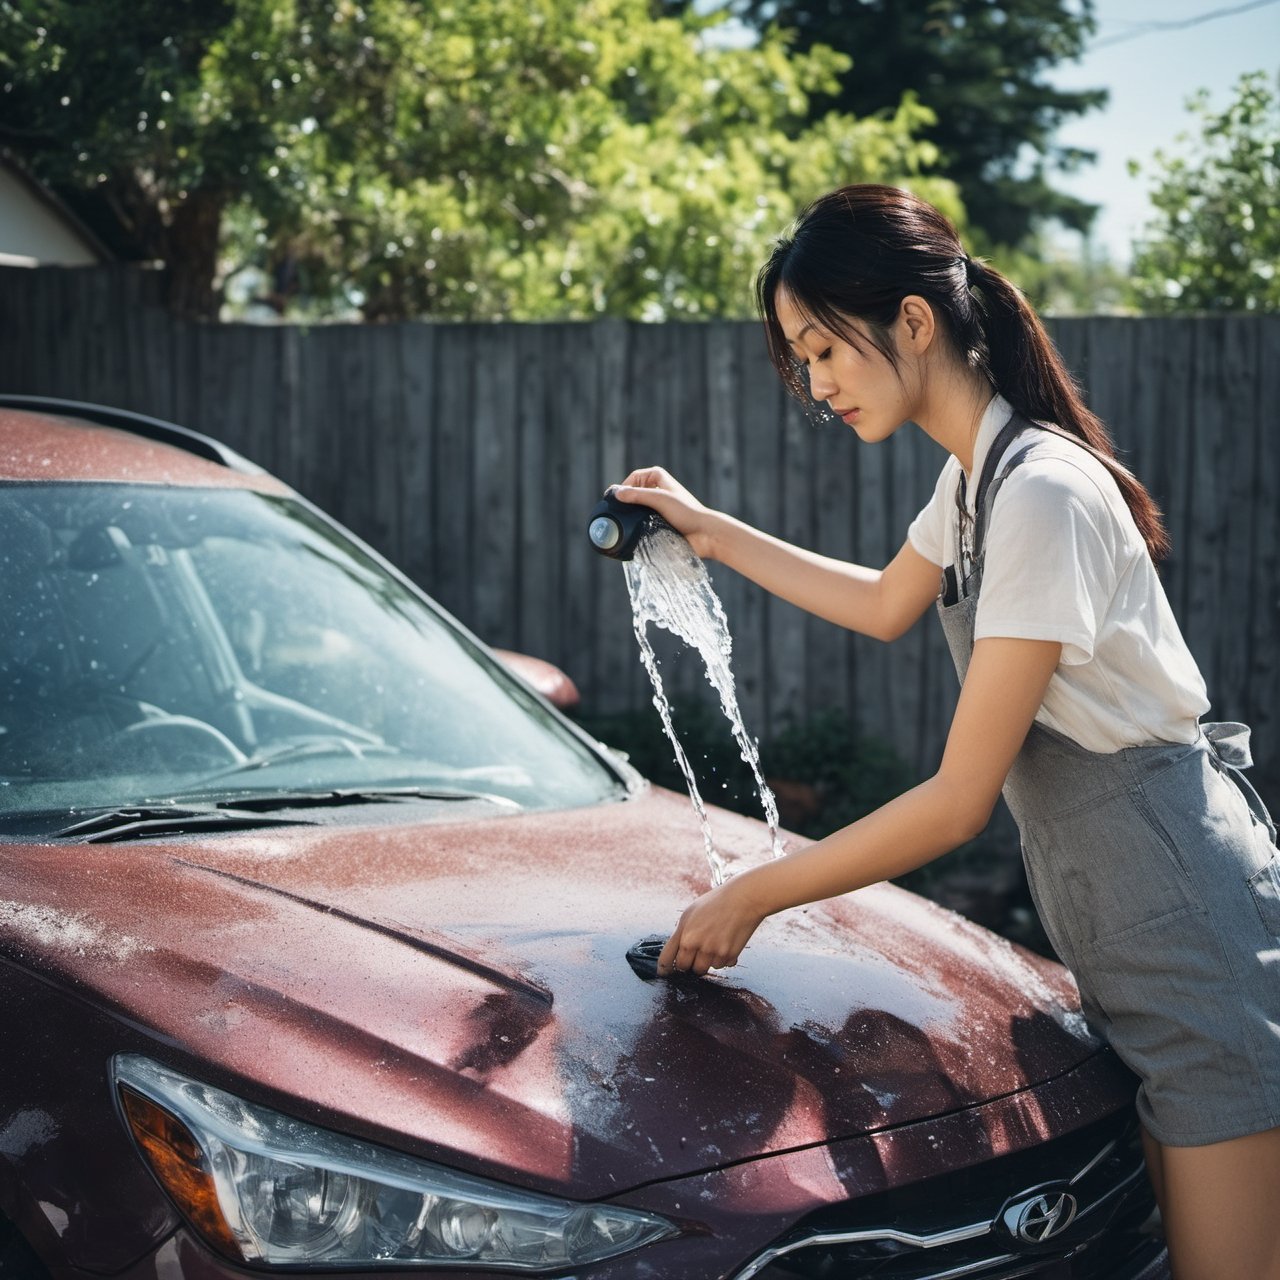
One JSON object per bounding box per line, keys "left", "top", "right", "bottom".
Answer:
{"left": 0, "top": 398, "right": 1167, "bottom": 1279}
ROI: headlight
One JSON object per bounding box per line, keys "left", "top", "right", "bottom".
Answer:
{"left": 113, "top": 1055, "right": 677, "bottom": 1269}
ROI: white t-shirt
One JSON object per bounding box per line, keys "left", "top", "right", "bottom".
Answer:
{"left": 907, "top": 394, "right": 1209, "bottom": 753}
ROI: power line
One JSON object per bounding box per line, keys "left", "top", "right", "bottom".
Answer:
{"left": 1090, "top": 0, "right": 1280, "bottom": 49}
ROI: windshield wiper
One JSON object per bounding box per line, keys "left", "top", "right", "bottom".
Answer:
{"left": 199, "top": 786, "right": 522, "bottom": 813}
{"left": 192, "top": 736, "right": 398, "bottom": 787}
{"left": 55, "top": 806, "right": 321, "bottom": 843}
{"left": 48, "top": 788, "right": 521, "bottom": 842}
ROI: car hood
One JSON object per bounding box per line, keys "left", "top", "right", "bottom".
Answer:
{"left": 2, "top": 787, "right": 1098, "bottom": 1198}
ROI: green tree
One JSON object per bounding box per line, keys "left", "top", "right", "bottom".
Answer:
{"left": 1, "top": 0, "right": 240, "bottom": 315}
{"left": 986, "top": 236, "right": 1128, "bottom": 316}
{"left": 699, "top": 0, "right": 1106, "bottom": 249}
{"left": 1128, "top": 70, "right": 1280, "bottom": 314}
{"left": 0, "top": 0, "right": 450, "bottom": 316}
{"left": 0, "top": 0, "right": 959, "bottom": 320}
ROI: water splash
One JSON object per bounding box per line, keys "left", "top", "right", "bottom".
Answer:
{"left": 622, "top": 522, "right": 784, "bottom": 885}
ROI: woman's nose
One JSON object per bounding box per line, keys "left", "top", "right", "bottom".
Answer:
{"left": 808, "top": 365, "right": 836, "bottom": 401}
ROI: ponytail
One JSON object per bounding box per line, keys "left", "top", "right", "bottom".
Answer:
{"left": 758, "top": 186, "right": 1170, "bottom": 562}
{"left": 966, "top": 259, "right": 1169, "bottom": 561}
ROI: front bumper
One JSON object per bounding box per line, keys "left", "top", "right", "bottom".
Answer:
{"left": 61, "top": 1051, "right": 1165, "bottom": 1280}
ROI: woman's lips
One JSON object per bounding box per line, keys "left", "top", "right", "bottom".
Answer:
{"left": 836, "top": 407, "right": 860, "bottom": 424}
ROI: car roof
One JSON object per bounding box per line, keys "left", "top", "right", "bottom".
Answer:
{"left": 0, "top": 397, "right": 290, "bottom": 493}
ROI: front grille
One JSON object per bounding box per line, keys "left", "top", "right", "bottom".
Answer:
{"left": 738, "top": 1113, "right": 1166, "bottom": 1280}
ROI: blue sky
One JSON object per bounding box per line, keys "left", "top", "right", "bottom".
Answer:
{"left": 1048, "top": 0, "right": 1280, "bottom": 263}
{"left": 703, "top": 0, "right": 1278, "bottom": 264}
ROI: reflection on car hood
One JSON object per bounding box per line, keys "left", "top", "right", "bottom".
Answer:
{"left": 0, "top": 788, "right": 1098, "bottom": 1198}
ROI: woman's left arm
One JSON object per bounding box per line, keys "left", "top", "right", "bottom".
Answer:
{"left": 657, "top": 636, "right": 1063, "bottom": 976}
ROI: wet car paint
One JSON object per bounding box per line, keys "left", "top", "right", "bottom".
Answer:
{"left": 0, "top": 407, "right": 289, "bottom": 492}
{"left": 0, "top": 786, "right": 1101, "bottom": 1209}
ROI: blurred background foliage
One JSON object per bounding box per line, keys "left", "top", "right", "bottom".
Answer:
{"left": 0, "top": 1, "right": 1272, "bottom": 320}
{"left": 676, "top": 0, "right": 1107, "bottom": 251}
{"left": 0, "top": 0, "right": 958, "bottom": 320}
{"left": 1128, "top": 70, "right": 1279, "bottom": 314}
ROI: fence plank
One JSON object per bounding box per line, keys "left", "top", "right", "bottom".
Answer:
{"left": 364, "top": 326, "right": 403, "bottom": 565}
{"left": 470, "top": 326, "right": 518, "bottom": 646}
{"left": 514, "top": 325, "right": 554, "bottom": 664}
{"left": 768, "top": 394, "right": 810, "bottom": 734}
{"left": 1248, "top": 316, "right": 1280, "bottom": 785}
{"left": 1184, "top": 319, "right": 1229, "bottom": 687}
{"left": 1135, "top": 320, "right": 1195, "bottom": 618}
{"left": 431, "top": 324, "right": 475, "bottom": 621}
{"left": 591, "top": 318, "right": 636, "bottom": 711}
{"left": 1214, "top": 316, "right": 1261, "bottom": 722}
{"left": 850, "top": 421, "right": 891, "bottom": 741}
{"left": 734, "top": 323, "right": 781, "bottom": 739}
{"left": 560, "top": 323, "right": 604, "bottom": 700}
{"left": 396, "top": 323, "right": 435, "bottom": 594}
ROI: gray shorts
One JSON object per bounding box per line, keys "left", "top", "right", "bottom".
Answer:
{"left": 1007, "top": 725, "right": 1280, "bottom": 1146}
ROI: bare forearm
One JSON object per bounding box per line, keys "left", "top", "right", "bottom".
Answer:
{"left": 736, "top": 775, "right": 988, "bottom": 916}
{"left": 706, "top": 512, "right": 896, "bottom": 639}
{"left": 611, "top": 471, "right": 935, "bottom": 639}
{"left": 735, "top": 638, "right": 1061, "bottom": 920}
{"left": 655, "top": 774, "right": 988, "bottom": 977}
{"left": 656, "top": 639, "right": 1061, "bottom": 978}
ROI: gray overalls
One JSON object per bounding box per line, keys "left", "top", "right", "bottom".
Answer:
{"left": 938, "top": 411, "right": 1280, "bottom": 1146}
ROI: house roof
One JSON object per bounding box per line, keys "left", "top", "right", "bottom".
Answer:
{"left": 0, "top": 151, "right": 113, "bottom": 266}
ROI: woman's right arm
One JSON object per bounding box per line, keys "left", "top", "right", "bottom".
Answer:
{"left": 612, "top": 468, "right": 941, "bottom": 642}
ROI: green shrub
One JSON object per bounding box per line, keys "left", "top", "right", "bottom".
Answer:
{"left": 579, "top": 702, "right": 917, "bottom": 836}
{"left": 577, "top": 699, "right": 763, "bottom": 816}
{"left": 763, "top": 709, "right": 915, "bottom": 838}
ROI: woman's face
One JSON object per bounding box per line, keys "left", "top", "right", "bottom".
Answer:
{"left": 775, "top": 286, "right": 918, "bottom": 443}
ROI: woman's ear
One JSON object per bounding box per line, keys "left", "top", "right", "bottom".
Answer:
{"left": 896, "top": 295, "right": 936, "bottom": 354}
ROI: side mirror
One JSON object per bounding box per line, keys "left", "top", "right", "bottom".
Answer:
{"left": 493, "top": 650, "right": 581, "bottom": 713}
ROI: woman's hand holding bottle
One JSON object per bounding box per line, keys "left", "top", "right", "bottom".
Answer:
{"left": 611, "top": 467, "right": 722, "bottom": 561}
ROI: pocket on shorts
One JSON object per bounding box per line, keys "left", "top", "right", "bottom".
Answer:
{"left": 1082, "top": 898, "right": 1234, "bottom": 1035}
{"left": 1248, "top": 851, "right": 1280, "bottom": 938}
{"left": 1090, "top": 901, "right": 1202, "bottom": 952}
{"left": 1027, "top": 787, "right": 1200, "bottom": 953}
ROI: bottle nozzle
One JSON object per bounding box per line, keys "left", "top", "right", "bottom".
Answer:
{"left": 588, "top": 513, "right": 623, "bottom": 552}
{"left": 587, "top": 490, "right": 661, "bottom": 561}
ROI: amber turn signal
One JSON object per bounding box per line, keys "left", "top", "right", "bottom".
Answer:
{"left": 119, "top": 1086, "right": 243, "bottom": 1260}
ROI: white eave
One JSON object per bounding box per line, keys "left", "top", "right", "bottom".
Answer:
{"left": 0, "top": 152, "right": 112, "bottom": 266}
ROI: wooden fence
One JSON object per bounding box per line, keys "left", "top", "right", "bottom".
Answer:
{"left": 2, "top": 265, "right": 1278, "bottom": 797}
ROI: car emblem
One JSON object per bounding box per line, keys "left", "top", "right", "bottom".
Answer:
{"left": 1003, "top": 1190, "right": 1078, "bottom": 1244}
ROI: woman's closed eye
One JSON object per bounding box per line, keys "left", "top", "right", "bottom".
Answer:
{"left": 789, "top": 347, "right": 831, "bottom": 379}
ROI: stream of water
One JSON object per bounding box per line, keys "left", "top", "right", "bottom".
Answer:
{"left": 622, "top": 522, "right": 785, "bottom": 885}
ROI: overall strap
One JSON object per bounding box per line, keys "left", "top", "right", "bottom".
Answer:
{"left": 957, "top": 410, "right": 1039, "bottom": 573}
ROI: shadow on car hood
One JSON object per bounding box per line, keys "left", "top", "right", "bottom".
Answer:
{"left": 2, "top": 787, "right": 1100, "bottom": 1198}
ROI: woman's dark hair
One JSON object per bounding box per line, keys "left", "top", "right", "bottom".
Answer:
{"left": 756, "top": 184, "right": 1169, "bottom": 561}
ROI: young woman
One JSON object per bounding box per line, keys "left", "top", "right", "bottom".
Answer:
{"left": 611, "top": 184, "right": 1280, "bottom": 1279}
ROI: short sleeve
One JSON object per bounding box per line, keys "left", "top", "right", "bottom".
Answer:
{"left": 974, "top": 458, "right": 1124, "bottom": 666}
{"left": 907, "top": 460, "right": 959, "bottom": 568}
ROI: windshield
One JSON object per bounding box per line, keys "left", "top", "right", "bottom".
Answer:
{"left": 0, "top": 483, "right": 621, "bottom": 820}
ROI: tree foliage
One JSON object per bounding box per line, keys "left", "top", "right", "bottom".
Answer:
{"left": 0, "top": 0, "right": 960, "bottom": 320}
{"left": 1128, "top": 71, "right": 1280, "bottom": 314}
{"left": 706, "top": 0, "right": 1106, "bottom": 249}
